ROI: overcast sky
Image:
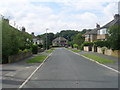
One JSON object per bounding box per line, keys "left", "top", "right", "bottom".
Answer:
{"left": 0, "top": 0, "right": 119, "bottom": 35}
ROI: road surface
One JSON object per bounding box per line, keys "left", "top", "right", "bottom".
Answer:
{"left": 22, "top": 48, "right": 118, "bottom": 88}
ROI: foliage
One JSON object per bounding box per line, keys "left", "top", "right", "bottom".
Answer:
{"left": 83, "top": 54, "right": 116, "bottom": 63}
{"left": 82, "top": 42, "right": 93, "bottom": 46}
{"left": 37, "top": 33, "right": 54, "bottom": 49}
{"left": 93, "top": 40, "right": 110, "bottom": 48}
{"left": 38, "top": 44, "right": 43, "bottom": 48}
{"left": 107, "top": 25, "right": 120, "bottom": 50}
{"left": 73, "top": 44, "right": 78, "bottom": 48}
{"left": 31, "top": 45, "right": 38, "bottom": 54}
{"left": 2, "top": 19, "right": 33, "bottom": 63}
{"left": 72, "top": 33, "right": 84, "bottom": 46}
{"left": 54, "top": 30, "right": 80, "bottom": 41}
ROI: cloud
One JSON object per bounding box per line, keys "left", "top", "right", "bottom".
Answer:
{"left": 0, "top": 0, "right": 119, "bottom": 35}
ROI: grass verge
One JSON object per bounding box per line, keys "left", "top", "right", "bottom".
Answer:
{"left": 45, "top": 49, "right": 54, "bottom": 53}
{"left": 26, "top": 55, "right": 48, "bottom": 63}
{"left": 83, "top": 54, "right": 116, "bottom": 63}
{"left": 66, "top": 48, "right": 81, "bottom": 53}
{"left": 72, "top": 49, "right": 81, "bottom": 53}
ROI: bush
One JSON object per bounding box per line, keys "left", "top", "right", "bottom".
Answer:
{"left": 82, "top": 42, "right": 93, "bottom": 46}
{"left": 73, "top": 44, "right": 78, "bottom": 48}
{"left": 38, "top": 44, "right": 43, "bottom": 48}
{"left": 31, "top": 45, "right": 38, "bottom": 54}
{"left": 93, "top": 40, "right": 110, "bottom": 48}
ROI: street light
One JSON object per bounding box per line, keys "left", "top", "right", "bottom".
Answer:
{"left": 46, "top": 28, "right": 49, "bottom": 50}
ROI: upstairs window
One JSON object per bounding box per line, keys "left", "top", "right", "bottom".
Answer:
{"left": 98, "top": 28, "right": 108, "bottom": 35}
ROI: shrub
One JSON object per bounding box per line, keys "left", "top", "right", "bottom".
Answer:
{"left": 73, "top": 44, "right": 78, "bottom": 48}
{"left": 93, "top": 40, "right": 110, "bottom": 48}
{"left": 38, "top": 44, "right": 43, "bottom": 48}
{"left": 82, "top": 42, "right": 93, "bottom": 46}
{"left": 31, "top": 45, "right": 38, "bottom": 54}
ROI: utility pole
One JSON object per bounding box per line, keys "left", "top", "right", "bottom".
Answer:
{"left": 46, "top": 28, "right": 49, "bottom": 50}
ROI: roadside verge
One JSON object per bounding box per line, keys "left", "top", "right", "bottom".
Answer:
{"left": 66, "top": 48, "right": 120, "bottom": 74}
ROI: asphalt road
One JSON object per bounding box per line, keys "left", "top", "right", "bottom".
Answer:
{"left": 22, "top": 48, "right": 118, "bottom": 88}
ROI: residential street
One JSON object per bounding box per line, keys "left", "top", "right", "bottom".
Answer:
{"left": 21, "top": 48, "right": 118, "bottom": 88}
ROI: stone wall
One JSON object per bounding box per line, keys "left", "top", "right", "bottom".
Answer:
{"left": 84, "top": 46, "right": 89, "bottom": 51}
{"left": 8, "top": 52, "right": 32, "bottom": 63}
{"left": 97, "top": 47, "right": 102, "bottom": 54}
{"left": 97, "top": 47, "right": 120, "bottom": 58}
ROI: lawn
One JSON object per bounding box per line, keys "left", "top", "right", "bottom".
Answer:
{"left": 26, "top": 55, "right": 48, "bottom": 63}
{"left": 45, "top": 49, "right": 54, "bottom": 53}
{"left": 72, "top": 49, "right": 81, "bottom": 53}
{"left": 83, "top": 54, "right": 116, "bottom": 63}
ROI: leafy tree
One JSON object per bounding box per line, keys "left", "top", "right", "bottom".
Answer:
{"left": 2, "top": 19, "right": 33, "bottom": 63}
{"left": 107, "top": 25, "right": 120, "bottom": 50}
{"left": 72, "top": 33, "right": 84, "bottom": 46}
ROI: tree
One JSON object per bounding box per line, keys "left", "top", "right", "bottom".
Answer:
{"left": 107, "top": 25, "right": 120, "bottom": 50}
{"left": 72, "top": 33, "right": 84, "bottom": 47}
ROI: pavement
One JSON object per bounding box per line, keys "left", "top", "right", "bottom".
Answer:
{"left": 2, "top": 51, "right": 51, "bottom": 89}
{"left": 21, "top": 48, "right": 118, "bottom": 88}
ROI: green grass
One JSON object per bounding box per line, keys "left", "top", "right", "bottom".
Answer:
{"left": 83, "top": 54, "right": 116, "bottom": 63}
{"left": 66, "top": 48, "right": 81, "bottom": 53}
{"left": 45, "top": 49, "right": 54, "bottom": 53}
{"left": 26, "top": 55, "right": 48, "bottom": 63}
{"left": 72, "top": 49, "right": 81, "bottom": 53}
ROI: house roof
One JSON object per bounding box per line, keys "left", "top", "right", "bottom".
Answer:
{"left": 101, "top": 14, "right": 120, "bottom": 29}
{"left": 52, "top": 37, "right": 68, "bottom": 42}
{"left": 84, "top": 29, "right": 97, "bottom": 35}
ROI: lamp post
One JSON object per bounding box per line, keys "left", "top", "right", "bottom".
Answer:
{"left": 46, "top": 28, "right": 49, "bottom": 50}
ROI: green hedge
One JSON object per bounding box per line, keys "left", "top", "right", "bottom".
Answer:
{"left": 93, "top": 40, "right": 110, "bottom": 48}
{"left": 2, "top": 19, "right": 33, "bottom": 63}
{"left": 31, "top": 45, "right": 38, "bottom": 54}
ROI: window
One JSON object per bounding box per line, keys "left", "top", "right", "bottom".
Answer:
{"left": 85, "top": 35, "right": 89, "bottom": 38}
{"left": 98, "top": 28, "right": 108, "bottom": 35}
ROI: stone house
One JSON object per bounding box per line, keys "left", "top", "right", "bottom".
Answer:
{"left": 52, "top": 37, "right": 68, "bottom": 47}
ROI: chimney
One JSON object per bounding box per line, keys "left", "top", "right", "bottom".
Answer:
{"left": 31, "top": 32, "right": 34, "bottom": 37}
{"left": 114, "top": 14, "right": 120, "bottom": 20}
{"left": 96, "top": 23, "right": 100, "bottom": 29}
{"left": 22, "top": 27, "right": 25, "bottom": 32}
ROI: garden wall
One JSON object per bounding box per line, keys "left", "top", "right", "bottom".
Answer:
{"left": 97, "top": 47, "right": 120, "bottom": 58}
{"left": 84, "top": 46, "right": 89, "bottom": 51}
{"left": 8, "top": 52, "right": 32, "bottom": 63}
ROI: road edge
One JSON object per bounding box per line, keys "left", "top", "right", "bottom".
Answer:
{"left": 18, "top": 51, "right": 53, "bottom": 89}
{"left": 66, "top": 48, "right": 120, "bottom": 74}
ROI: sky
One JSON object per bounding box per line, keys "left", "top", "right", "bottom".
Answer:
{"left": 0, "top": 0, "right": 119, "bottom": 35}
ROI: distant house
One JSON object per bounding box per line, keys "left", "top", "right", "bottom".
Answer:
{"left": 52, "top": 37, "right": 68, "bottom": 47}
{"left": 83, "top": 14, "right": 120, "bottom": 52}
{"left": 84, "top": 14, "right": 120, "bottom": 42}
{"left": 31, "top": 32, "right": 43, "bottom": 45}
{"left": 97, "top": 14, "right": 120, "bottom": 40}
{"left": 84, "top": 25, "right": 98, "bottom": 42}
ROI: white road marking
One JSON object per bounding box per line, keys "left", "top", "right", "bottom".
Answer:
{"left": 66, "top": 48, "right": 120, "bottom": 74}
{"left": 18, "top": 52, "right": 53, "bottom": 89}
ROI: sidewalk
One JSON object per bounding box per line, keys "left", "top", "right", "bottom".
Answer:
{"left": 77, "top": 51, "right": 118, "bottom": 70}
{"left": 2, "top": 51, "right": 51, "bottom": 88}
